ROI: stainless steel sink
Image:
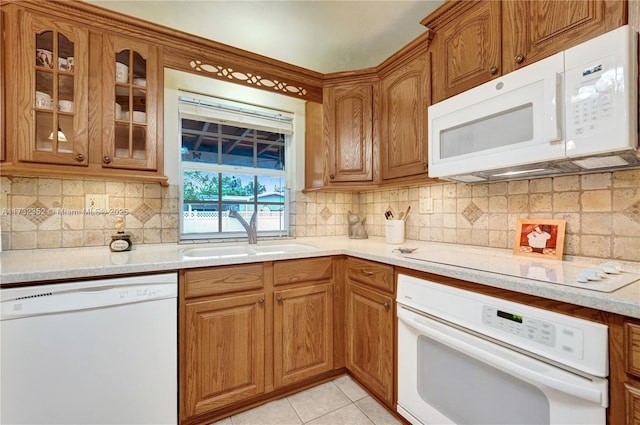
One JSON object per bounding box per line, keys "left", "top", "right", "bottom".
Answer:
{"left": 181, "top": 243, "right": 317, "bottom": 258}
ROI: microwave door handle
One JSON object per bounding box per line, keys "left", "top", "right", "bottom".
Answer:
{"left": 547, "top": 72, "right": 563, "bottom": 144}
{"left": 397, "top": 308, "right": 607, "bottom": 406}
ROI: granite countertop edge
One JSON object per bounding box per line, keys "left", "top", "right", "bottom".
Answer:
{"left": 1, "top": 236, "right": 639, "bottom": 319}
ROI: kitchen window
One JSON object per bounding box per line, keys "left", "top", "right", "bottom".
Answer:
{"left": 178, "top": 93, "right": 293, "bottom": 240}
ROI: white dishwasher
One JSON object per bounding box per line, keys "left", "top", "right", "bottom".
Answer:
{"left": 0, "top": 272, "right": 178, "bottom": 425}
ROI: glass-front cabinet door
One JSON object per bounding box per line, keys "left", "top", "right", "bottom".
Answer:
{"left": 102, "top": 34, "right": 158, "bottom": 171}
{"left": 17, "top": 11, "right": 88, "bottom": 165}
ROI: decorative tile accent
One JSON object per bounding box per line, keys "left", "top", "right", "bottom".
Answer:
{"left": 320, "top": 206, "right": 332, "bottom": 222}
{"left": 130, "top": 202, "right": 158, "bottom": 224}
{"left": 623, "top": 200, "right": 640, "bottom": 223}
{"left": 462, "top": 202, "right": 484, "bottom": 225}
{"left": 24, "top": 201, "right": 52, "bottom": 226}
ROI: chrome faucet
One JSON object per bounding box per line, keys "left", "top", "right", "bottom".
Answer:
{"left": 229, "top": 210, "right": 258, "bottom": 244}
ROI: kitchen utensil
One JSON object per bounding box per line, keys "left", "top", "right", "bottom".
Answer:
{"left": 384, "top": 207, "right": 394, "bottom": 220}
{"left": 402, "top": 206, "right": 411, "bottom": 220}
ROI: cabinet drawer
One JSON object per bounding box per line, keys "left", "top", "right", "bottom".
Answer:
{"left": 273, "top": 257, "right": 333, "bottom": 286}
{"left": 184, "top": 264, "right": 264, "bottom": 298}
{"left": 347, "top": 257, "right": 394, "bottom": 293}
{"left": 626, "top": 321, "right": 640, "bottom": 377}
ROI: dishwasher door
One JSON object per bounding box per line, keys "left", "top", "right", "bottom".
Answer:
{"left": 0, "top": 273, "right": 178, "bottom": 425}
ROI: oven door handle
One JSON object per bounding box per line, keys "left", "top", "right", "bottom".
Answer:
{"left": 398, "top": 307, "right": 607, "bottom": 407}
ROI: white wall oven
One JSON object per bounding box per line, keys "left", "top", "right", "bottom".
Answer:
{"left": 396, "top": 274, "right": 609, "bottom": 425}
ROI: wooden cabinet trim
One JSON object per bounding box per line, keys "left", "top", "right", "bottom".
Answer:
{"left": 184, "top": 264, "right": 264, "bottom": 298}
{"left": 626, "top": 321, "right": 640, "bottom": 377}
{"left": 347, "top": 257, "right": 394, "bottom": 293}
{"left": 273, "top": 257, "right": 333, "bottom": 286}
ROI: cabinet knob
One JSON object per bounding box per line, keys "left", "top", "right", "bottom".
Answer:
{"left": 514, "top": 54, "right": 525, "bottom": 64}
{"left": 361, "top": 269, "right": 374, "bottom": 276}
{"left": 383, "top": 302, "right": 390, "bottom": 309}
{"left": 258, "top": 298, "right": 265, "bottom": 304}
{"left": 103, "top": 156, "right": 112, "bottom": 164}
{"left": 276, "top": 296, "right": 283, "bottom": 302}
{"left": 75, "top": 153, "right": 85, "bottom": 162}
{"left": 329, "top": 174, "right": 335, "bottom": 180}
{"left": 423, "top": 163, "right": 428, "bottom": 169}
{"left": 489, "top": 66, "right": 499, "bottom": 75}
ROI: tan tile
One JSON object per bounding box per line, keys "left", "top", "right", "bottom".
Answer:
{"left": 37, "top": 231, "right": 61, "bottom": 248}
{"left": 1, "top": 232, "right": 11, "bottom": 250}
{"left": 11, "top": 231, "right": 37, "bottom": 249}
{"left": 84, "top": 230, "right": 107, "bottom": 246}
{"left": 580, "top": 235, "right": 611, "bottom": 258}
{"left": 488, "top": 196, "right": 507, "bottom": 213}
{"left": 232, "top": 398, "right": 301, "bottom": 425}
{"left": 106, "top": 181, "right": 126, "bottom": 197}
{"left": 456, "top": 229, "right": 472, "bottom": 244}
{"left": 62, "top": 179, "right": 84, "bottom": 196}
{"left": 143, "top": 228, "right": 162, "bottom": 244}
{"left": 443, "top": 183, "right": 457, "bottom": 198}
{"left": 472, "top": 184, "right": 489, "bottom": 197}
{"left": 11, "top": 215, "right": 37, "bottom": 231}
{"left": 62, "top": 230, "right": 84, "bottom": 247}
{"left": 11, "top": 177, "right": 37, "bottom": 196}
{"left": 613, "top": 237, "right": 640, "bottom": 261}
{"left": 613, "top": 169, "right": 640, "bottom": 188}
{"left": 471, "top": 229, "right": 489, "bottom": 246}
{"left": 553, "top": 175, "right": 580, "bottom": 191}
{"left": 530, "top": 193, "right": 552, "bottom": 212}
{"left": 563, "top": 234, "right": 580, "bottom": 256}
{"left": 442, "top": 198, "right": 456, "bottom": 213}
{"left": 443, "top": 213, "right": 456, "bottom": 228}
{"left": 581, "top": 173, "right": 611, "bottom": 190}
{"left": 507, "top": 180, "right": 529, "bottom": 194}
{"left": 143, "top": 183, "right": 162, "bottom": 199}
{"left": 612, "top": 188, "right": 640, "bottom": 210}
{"left": 307, "top": 403, "right": 374, "bottom": 425}
{"left": 581, "top": 213, "right": 612, "bottom": 235}
{"left": 612, "top": 213, "right": 640, "bottom": 237}
{"left": 287, "top": 382, "right": 351, "bottom": 423}
{"left": 581, "top": 190, "right": 611, "bottom": 212}
{"left": 529, "top": 178, "right": 552, "bottom": 193}
{"left": 38, "top": 178, "right": 62, "bottom": 196}
{"left": 0, "top": 176, "right": 12, "bottom": 193}
{"left": 457, "top": 183, "right": 472, "bottom": 198}
{"left": 553, "top": 192, "right": 580, "bottom": 212}
{"left": 84, "top": 180, "right": 105, "bottom": 194}
{"left": 488, "top": 213, "right": 508, "bottom": 230}
{"left": 553, "top": 212, "right": 581, "bottom": 235}
{"left": 488, "top": 182, "right": 507, "bottom": 196}
{"left": 125, "top": 182, "right": 144, "bottom": 198}
{"left": 489, "top": 230, "right": 508, "bottom": 248}
{"left": 355, "top": 396, "right": 402, "bottom": 425}
{"left": 161, "top": 228, "right": 179, "bottom": 243}
{"left": 507, "top": 194, "right": 529, "bottom": 212}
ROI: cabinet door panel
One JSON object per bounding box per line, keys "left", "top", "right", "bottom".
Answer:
{"left": 274, "top": 283, "right": 333, "bottom": 387}
{"left": 102, "top": 33, "right": 159, "bottom": 171}
{"left": 381, "top": 54, "right": 430, "bottom": 180}
{"left": 502, "top": 0, "right": 625, "bottom": 74}
{"left": 182, "top": 293, "right": 265, "bottom": 418}
{"left": 15, "top": 10, "right": 88, "bottom": 166}
{"left": 346, "top": 283, "right": 394, "bottom": 405}
{"left": 325, "top": 83, "right": 373, "bottom": 183}
{"left": 432, "top": 1, "right": 501, "bottom": 103}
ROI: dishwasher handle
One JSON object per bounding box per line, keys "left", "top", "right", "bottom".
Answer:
{"left": 1, "top": 280, "right": 177, "bottom": 320}
{"left": 397, "top": 306, "right": 608, "bottom": 407}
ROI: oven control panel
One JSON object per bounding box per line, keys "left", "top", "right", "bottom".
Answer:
{"left": 482, "top": 305, "right": 583, "bottom": 359}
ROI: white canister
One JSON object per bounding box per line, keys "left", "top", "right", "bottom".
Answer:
{"left": 385, "top": 220, "right": 405, "bottom": 244}
{"left": 35, "top": 91, "right": 52, "bottom": 109}
{"left": 115, "top": 62, "right": 129, "bottom": 82}
{"left": 114, "top": 103, "right": 122, "bottom": 119}
{"left": 58, "top": 100, "right": 74, "bottom": 112}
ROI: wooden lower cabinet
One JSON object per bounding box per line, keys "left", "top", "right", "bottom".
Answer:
{"left": 181, "top": 292, "right": 266, "bottom": 420}
{"left": 274, "top": 283, "right": 334, "bottom": 388}
{"left": 345, "top": 282, "right": 394, "bottom": 406}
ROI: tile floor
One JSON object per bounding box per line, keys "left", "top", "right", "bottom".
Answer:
{"left": 210, "top": 376, "right": 402, "bottom": 425}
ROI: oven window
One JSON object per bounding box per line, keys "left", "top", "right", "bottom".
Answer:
{"left": 417, "top": 335, "right": 550, "bottom": 424}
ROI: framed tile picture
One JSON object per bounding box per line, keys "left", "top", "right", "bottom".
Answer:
{"left": 514, "top": 219, "right": 566, "bottom": 260}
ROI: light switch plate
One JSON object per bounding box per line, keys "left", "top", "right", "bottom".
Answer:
{"left": 419, "top": 197, "right": 433, "bottom": 214}
{"left": 85, "top": 194, "right": 109, "bottom": 210}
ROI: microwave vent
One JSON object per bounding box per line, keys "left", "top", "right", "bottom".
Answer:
{"left": 571, "top": 156, "right": 630, "bottom": 169}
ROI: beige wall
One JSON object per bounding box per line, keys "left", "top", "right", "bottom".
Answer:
{"left": 3, "top": 169, "right": 640, "bottom": 263}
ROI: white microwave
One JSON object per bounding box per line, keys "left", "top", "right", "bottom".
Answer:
{"left": 428, "top": 25, "right": 638, "bottom": 183}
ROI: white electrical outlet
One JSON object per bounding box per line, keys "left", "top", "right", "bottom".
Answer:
{"left": 85, "top": 194, "right": 109, "bottom": 210}
{"left": 419, "top": 197, "right": 433, "bottom": 214}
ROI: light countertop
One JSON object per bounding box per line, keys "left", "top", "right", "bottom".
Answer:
{"left": 1, "top": 236, "right": 639, "bottom": 319}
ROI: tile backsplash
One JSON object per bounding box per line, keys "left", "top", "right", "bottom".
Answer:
{"left": 1, "top": 176, "right": 179, "bottom": 250}
{"left": 291, "top": 169, "right": 640, "bottom": 262}
{"left": 3, "top": 169, "right": 640, "bottom": 262}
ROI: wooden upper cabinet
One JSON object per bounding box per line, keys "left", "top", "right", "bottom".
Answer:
{"left": 13, "top": 9, "right": 89, "bottom": 166}
{"left": 380, "top": 53, "right": 431, "bottom": 181}
{"left": 502, "top": 0, "right": 627, "bottom": 74}
{"left": 430, "top": 1, "right": 501, "bottom": 104}
{"left": 102, "top": 33, "right": 160, "bottom": 171}
{"left": 324, "top": 82, "right": 374, "bottom": 184}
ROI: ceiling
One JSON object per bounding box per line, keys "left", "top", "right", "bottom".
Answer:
{"left": 85, "top": 0, "right": 443, "bottom": 74}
